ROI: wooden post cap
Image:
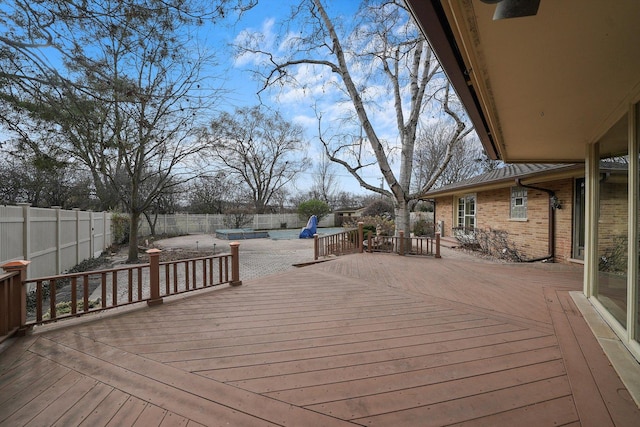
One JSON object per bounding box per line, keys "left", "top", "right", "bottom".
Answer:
{"left": 1, "top": 260, "right": 31, "bottom": 271}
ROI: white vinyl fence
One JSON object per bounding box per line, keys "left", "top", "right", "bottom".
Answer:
{"left": 137, "top": 212, "right": 434, "bottom": 236}
{"left": 0, "top": 205, "right": 113, "bottom": 279}
{"left": 137, "top": 213, "right": 336, "bottom": 236}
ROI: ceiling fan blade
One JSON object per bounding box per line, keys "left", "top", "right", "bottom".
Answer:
{"left": 493, "top": 0, "right": 541, "bottom": 20}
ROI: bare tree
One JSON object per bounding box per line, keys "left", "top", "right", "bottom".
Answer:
{"left": 236, "top": 0, "right": 473, "bottom": 235}
{"left": 187, "top": 173, "right": 238, "bottom": 214}
{"left": 0, "top": 154, "right": 97, "bottom": 209}
{"left": 412, "top": 124, "right": 486, "bottom": 191}
{"left": 310, "top": 153, "right": 340, "bottom": 205}
{"left": 205, "top": 106, "right": 310, "bottom": 214}
{"left": 0, "top": 0, "right": 260, "bottom": 261}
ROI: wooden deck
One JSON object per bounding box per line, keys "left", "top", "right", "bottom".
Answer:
{"left": 1, "top": 250, "right": 639, "bottom": 426}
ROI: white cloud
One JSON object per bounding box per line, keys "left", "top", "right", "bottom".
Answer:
{"left": 233, "top": 18, "right": 277, "bottom": 67}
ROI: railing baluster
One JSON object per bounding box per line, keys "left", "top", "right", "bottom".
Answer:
{"left": 128, "top": 269, "right": 133, "bottom": 303}
{"left": 137, "top": 267, "right": 142, "bottom": 301}
{"left": 36, "top": 281, "right": 43, "bottom": 322}
{"left": 192, "top": 260, "right": 197, "bottom": 288}
{"left": 184, "top": 261, "right": 189, "bottom": 291}
{"left": 112, "top": 271, "right": 118, "bottom": 307}
{"left": 49, "top": 279, "right": 57, "bottom": 320}
{"left": 173, "top": 263, "right": 178, "bottom": 293}
{"left": 101, "top": 273, "right": 107, "bottom": 308}
{"left": 165, "top": 265, "right": 170, "bottom": 295}
{"left": 83, "top": 275, "right": 89, "bottom": 313}
{"left": 71, "top": 277, "right": 77, "bottom": 315}
{"left": 208, "top": 258, "right": 213, "bottom": 286}
{"left": 202, "top": 259, "right": 207, "bottom": 287}
{"left": 218, "top": 257, "right": 223, "bottom": 283}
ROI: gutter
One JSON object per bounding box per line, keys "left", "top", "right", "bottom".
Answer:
{"left": 515, "top": 179, "right": 558, "bottom": 262}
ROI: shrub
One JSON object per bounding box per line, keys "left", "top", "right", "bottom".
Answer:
{"left": 412, "top": 219, "right": 434, "bottom": 237}
{"left": 297, "top": 199, "right": 331, "bottom": 222}
{"left": 346, "top": 215, "right": 395, "bottom": 239}
{"left": 454, "top": 227, "right": 524, "bottom": 262}
{"left": 111, "top": 212, "right": 130, "bottom": 244}
{"left": 43, "top": 299, "right": 101, "bottom": 320}
{"left": 361, "top": 200, "right": 394, "bottom": 219}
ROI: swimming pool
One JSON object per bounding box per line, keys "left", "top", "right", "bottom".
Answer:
{"left": 215, "top": 229, "right": 270, "bottom": 240}
{"left": 267, "top": 227, "right": 348, "bottom": 240}
{"left": 215, "top": 227, "right": 349, "bottom": 240}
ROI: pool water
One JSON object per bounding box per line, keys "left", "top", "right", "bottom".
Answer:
{"left": 268, "top": 227, "right": 348, "bottom": 240}
{"left": 215, "top": 227, "right": 349, "bottom": 240}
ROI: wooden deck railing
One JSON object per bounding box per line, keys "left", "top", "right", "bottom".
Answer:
{"left": 313, "top": 224, "right": 441, "bottom": 260}
{"left": 314, "top": 224, "right": 364, "bottom": 260}
{"left": 365, "top": 231, "right": 441, "bottom": 257}
{"left": 0, "top": 243, "right": 242, "bottom": 341}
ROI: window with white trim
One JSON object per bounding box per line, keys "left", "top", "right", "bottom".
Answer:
{"left": 510, "top": 187, "right": 528, "bottom": 219}
{"left": 457, "top": 194, "right": 476, "bottom": 229}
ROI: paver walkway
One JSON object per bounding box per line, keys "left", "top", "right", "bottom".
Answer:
{"left": 1, "top": 248, "right": 639, "bottom": 426}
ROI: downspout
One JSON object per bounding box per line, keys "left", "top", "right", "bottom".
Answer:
{"left": 515, "top": 179, "right": 558, "bottom": 262}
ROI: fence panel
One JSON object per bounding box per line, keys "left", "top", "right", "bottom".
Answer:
{"left": 29, "top": 208, "right": 58, "bottom": 279}
{"left": 77, "top": 211, "right": 92, "bottom": 263}
{"left": 60, "top": 210, "right": 79, "bottom": 273}
{"left": 0, "top": 206, "right": 113, "bottom": 279}
{"left": 0, "top": 206, "right": 24, "bottom": 265}
{"left": 93, "top": 212, "right": 105, "bottom": 257}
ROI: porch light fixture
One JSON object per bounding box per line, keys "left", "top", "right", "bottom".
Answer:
{"left": 480, "top": 0, "right": 541, "bottom": 20}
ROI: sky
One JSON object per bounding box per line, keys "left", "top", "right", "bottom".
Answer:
{"left": 1, "top": 0, "right": 478, "bottom": 199}
{"left": 197, "top": 0, "right": 406, "bottom": 196}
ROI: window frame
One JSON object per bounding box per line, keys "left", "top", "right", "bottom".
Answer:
{"left": 510, "top": 186, "right": 528, "bottom": 220}
{"left": 456, "top": 194, "right": 476, "bottom": 229}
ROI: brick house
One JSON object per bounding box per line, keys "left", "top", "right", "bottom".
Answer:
{"left": 425, "top": 162, "right": 628, "bottom": 265}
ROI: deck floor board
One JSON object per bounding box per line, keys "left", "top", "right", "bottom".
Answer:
{"left": 1, "top": 250, "right": 639, "bottom": 426}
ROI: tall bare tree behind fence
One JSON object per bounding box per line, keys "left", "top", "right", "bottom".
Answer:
{"left": 0, "top": 205, "right": 112, "bottom": 279}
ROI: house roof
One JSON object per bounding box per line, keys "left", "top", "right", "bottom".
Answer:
{"left": 423, "top": 163, "right": 581, "bottom": 197}
{"left": 405, "top": 1, "right": 640, "bottom": 162}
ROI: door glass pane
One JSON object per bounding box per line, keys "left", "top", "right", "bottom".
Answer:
{"left": 597, "top": 156, "right": 629, "bottom": 327}
{"left": 573, "top": 178, "right": 586, "bottom": 260}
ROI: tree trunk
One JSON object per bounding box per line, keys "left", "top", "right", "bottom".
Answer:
{"left": 394, "top": 198, "right": 411, "bottom": 238}
{"left": 128, "top": 211, "right": 140, "bottom": 262}
{"left": 143, "top": 211, "right": 158, "bottom": 236}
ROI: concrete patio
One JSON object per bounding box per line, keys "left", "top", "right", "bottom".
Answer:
{"left": 1, "top": 248, "right": 639, "bottom": 426}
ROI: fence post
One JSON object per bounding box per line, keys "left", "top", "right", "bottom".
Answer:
{"left": 399, "top": 231, "right": 405, "bottom": 256}
{"left": 229, "top": 242, "right": 242, "bottom": 286}
{"left": 74, "top": 208, "right": 81, "bottom": 265}
{"left": 18, "top": 203, "right": 31, "bottom": 266}
{"left": 89, "top": 210, "right": 95, "bottom": 258}
{"left": 2, "top": 260, "right": 31, "bottom": 335}
{"left": 367, "top": 234, "right": 372, "bottom": 253}
{"left": 314, "top": 234, "right": 319, "bottom": 260}
{"left": 358, "top": 222, "right": 364, "bottom": 253}
{"left": 435, "top": 232, "right": 441, "bottom": 258}
{"left": 53, "top": 206, "right": 62, "bottom": 274}
{"left": 146, "top": 249, "right": 163, "bottom": 306}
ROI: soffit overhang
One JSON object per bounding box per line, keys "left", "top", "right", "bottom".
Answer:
{"left": 406, "top": 0, "right": 640, "bottom": 162}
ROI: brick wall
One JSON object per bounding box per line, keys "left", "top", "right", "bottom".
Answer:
{"left": 433, "top": 178, "right": 576, "bottom": 263}
{"left": 434, "top": 197, "right": 454, "bottom": 238}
